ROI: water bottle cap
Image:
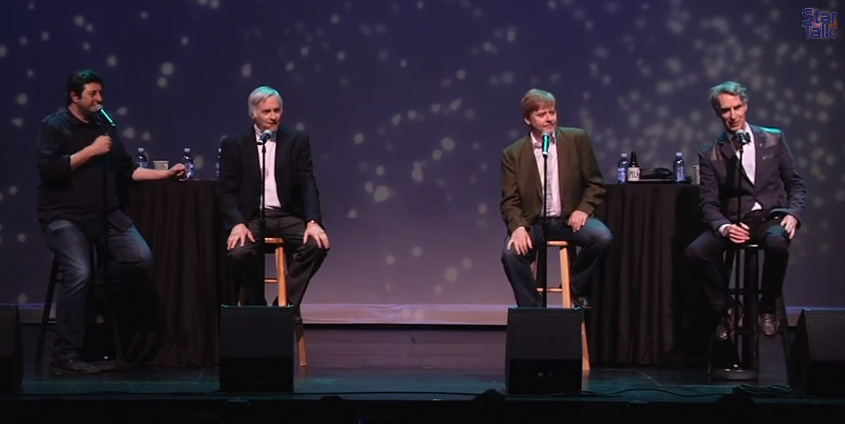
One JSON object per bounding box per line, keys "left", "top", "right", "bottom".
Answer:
{"left": 621, "top": 153, "right": 627, "bottom": 157}
{"left": 676, "top": 151, "right": 682, "bottom": 156}
{"left": 184, "top": 148, "right": 191, "bottom": 152}
{"left": 138, "top": 147, "right": 144, "bottom": 152}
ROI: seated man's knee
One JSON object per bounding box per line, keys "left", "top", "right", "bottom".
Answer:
{"left": 227, "top": 244, "right": 258, "bottom": 264}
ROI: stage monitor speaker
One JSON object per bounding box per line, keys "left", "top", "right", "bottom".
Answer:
{"left": 0, "top": 304, "right": 23, "bottom": 394}
{"left": 505, "top": 307, "right": 582, "bottom": 394}
{"left": 219, "top": 305, "right": 295, "bottom": 393}
{"left": 787, "top": 307, "right": 845, "bottom": 397}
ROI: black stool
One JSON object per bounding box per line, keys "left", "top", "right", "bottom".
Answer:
{"left": 710, "top": 244, "right": 790, "bottom": 380}
{"left": 35, "top": 256, "right": 124, "bottom": 365}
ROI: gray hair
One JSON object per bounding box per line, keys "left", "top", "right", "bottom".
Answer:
{"left": 247, "top": 86, "right": 283, "bottom": 118}
{"left": 708, "top": 80, "right": 748, "bottom": 111}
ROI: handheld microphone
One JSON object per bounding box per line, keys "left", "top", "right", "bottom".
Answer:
{"left": 735, "top": 129, "right": 751, "bottom": 145}
{"left": 258, "top": 129, "right": 273, "bottom": 145}
{"left": 542, "top": 133, "right": 551, "bottom": 157}
{"left": 97, "top": 106, "right": 116, "bottom": 128}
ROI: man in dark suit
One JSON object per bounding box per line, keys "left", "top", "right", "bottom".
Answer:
{"left": 686, "top": 80, "right": 805, "bottom": 341}
{"left": 215, "top": 86, "right": 329, "bottom": 320}
{"left": 500, "top": 88, "right": 613, "bottom": 309}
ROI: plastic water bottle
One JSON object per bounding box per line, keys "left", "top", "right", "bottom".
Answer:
{"left": 616, "top": 153, "right": 629, "bottom": 183}
{"left": 182, "top": 147, "right": 195, "bottom": 180}
{"left": 215, "top": 147, "right": 221, "bottom": 179}
{"left": 135, "top": 147, "right": 149, "bottom": 169}
{"left": 673, "top": 151, "right": 686, "bottom": 183}
{"left": 627, "top": 150, "right": 640, "bottom": 182}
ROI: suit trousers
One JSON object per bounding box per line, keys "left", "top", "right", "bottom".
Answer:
{"left": 685, "top": 210, "right": 790, "bottom": 315}
{"left": 226, "top": 209, "right": 327, "bottom": 315}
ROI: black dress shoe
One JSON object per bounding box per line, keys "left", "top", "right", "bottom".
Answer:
{"left": 571, "top": 296, "right": 592, "bottom": 309}
{"left": 715, "top": 303, "right": 744, "bottom": 341}
{"left": 50, "top": 357, "right": 100, "bottom": 375}
{"left": 759, "top": 312, "right": 779, "bottom": 337}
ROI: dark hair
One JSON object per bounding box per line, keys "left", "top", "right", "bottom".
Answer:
{"left": 708, "top": 80, "right": 748, "bottom": 111}
{"left": 65, "top": 69, "right": 103, "bottom": 105}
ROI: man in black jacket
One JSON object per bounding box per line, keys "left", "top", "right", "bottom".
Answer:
{"left": 215, "top": 86, "right": 329, "bottom": 320}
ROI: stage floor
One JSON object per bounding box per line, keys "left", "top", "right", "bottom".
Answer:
{"left": 5, "top": 324, "right": 845, "bottom": 423}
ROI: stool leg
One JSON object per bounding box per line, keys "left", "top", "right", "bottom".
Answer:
{"left": 35, "top": 259, "right": 59, "bottom": 364}
{"left": 559, "top": 246, "right": 589, "bottom": 371}
{"left": 276, "top": 246, "right": 307, "bottom": 367}
{"left": 744, "top": 249, "right": 760, "bottom": 373}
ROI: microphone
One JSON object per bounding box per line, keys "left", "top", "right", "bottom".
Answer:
{"left": 96, "top": 106, "right": 116, "bottom": 128}
{"left": 735, "top": 129, "right": 751, "bottom": 145}
{"left": 542, "top": 133, "right": 551, "bottom": 157}
{"left": 258, "top": 129, "right": 273, "bottom": 145}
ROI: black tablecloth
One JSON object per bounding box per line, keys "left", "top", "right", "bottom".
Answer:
{"left": 589, "top": 183, "right": 708, "bottom": 366}
{"left": 123, "top": 181, "right": 708, "bottom": 367}
{"left": 123, "top": 180, "right": 235, "bottom": 366}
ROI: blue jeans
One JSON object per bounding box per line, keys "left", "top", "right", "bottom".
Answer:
{"left": 501, "top": 217, "right": 613, "bottom": 307}
{"left": 43, "top": 219, "right": 152, "bottom": 361}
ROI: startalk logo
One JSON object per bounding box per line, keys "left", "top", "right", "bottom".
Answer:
{"left": 802, "top": 8, "right": 838, "bottom": 40}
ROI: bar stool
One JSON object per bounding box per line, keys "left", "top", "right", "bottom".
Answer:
{"left": 264, "top": 237, "right": 307, "bottom": 367}
{"left": 534, "top": 240, "right": 591, "bottom": 371}
{"left": 35, "top": 255, "right": 123, "bottom": 364}
{"left": 709, "top": 243, "right": 790, "bottom": 380}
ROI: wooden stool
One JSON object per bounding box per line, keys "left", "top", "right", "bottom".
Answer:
{"left": 263, "top": 237, "right": 307, "bottom": 367}
{"left": 534, "top": 240, "right": 591, "bottom": 371}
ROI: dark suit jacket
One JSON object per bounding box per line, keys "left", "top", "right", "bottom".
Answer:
{"left": 215, "top": 124, "right": 323, "bottom": 232}
{"left": 500, "top": 126, "right": 606, "bottom": 234}
{"left": 697, "top": 124, "right": 806, "bottom": 233}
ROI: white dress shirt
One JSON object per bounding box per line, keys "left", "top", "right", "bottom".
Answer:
{"left": 531, "top": 132, "right": 561, "bottom": 218}
{"left": 255, "top": 127, "right": 281, "bottom": 209}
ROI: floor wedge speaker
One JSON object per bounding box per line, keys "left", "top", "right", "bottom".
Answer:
{"left": 788, "top": 307, "right": 845, "bottom": 397}
{"left": 505, "top": 307, "right": 582, "bottom": 394}
{"left": 0, "top": 304, "right": 23, "bottom": 394}
{"left": 219, "top": 305, "right": 295, "bottom": 393}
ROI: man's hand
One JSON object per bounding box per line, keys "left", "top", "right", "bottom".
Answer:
{"left": 726, "top": 222, "right": 751, "bottom": 244}
{"left": 568, "top": 210, "right": 589, "bottom": 232}
{"left": 304, "top": 221, "right": 330, "bottom": 249}
{"left": 780, "top": 214, "right": 799, "bottom": 239}
{"left": 227, "top": 223, "right": 255, "bottom": 250}
{"left": 168, "top": 163, "right": 187, "bottom": 180}
{"left": 506, "top": 226, "right": 533, "bottom": 256}
{"left": 88, "top": 135, "right": 112, "bottom": 156}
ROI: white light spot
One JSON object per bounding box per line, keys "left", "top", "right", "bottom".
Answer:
{"left": 16, "top": 93, "right": 27, "bottom": 105}
{"left": 432, "top": 150, "right": 443, "bottom": 160}
{"left": 411, "top": 162, "right": 424, "bottom": 182}
{"left": 462, "top": 258, "right": 472, "bottom": 269}
{"left": 140, "top": 10, "right": 149, "bottom": 19}
{"left": 17, "top": 233, "right": 26, "bottom": 243}
{"left": 180, "top": 36, "right": 189, "bottom": 46}
{"left": 157, "top": 77, "right": 168, "bottom": 88}
{"left": 142, "top": 131, "right": 151, "bottom": 141}
{"left": 353, "top": 133, "right": 364, "bottom": 144}
{"left": 0, "top": 45, "right": 7, "bottom": 58}
{"left": 161, "top": 62, "right": 175, "bottom": 75}
{"left": 441, "top": 137, "right": 456, "bottom": 151}
{"left": 373, "top": 185, "right": 390, "bottom": 202}
{"left": 337, "top": 51, "right": 346, "bottom": 61}
{"left": 330, "top": 14, "right": 340, "bottom": 24}
{"left": 456, "top": 69, "right": 466, "bottom": 79}
{"left": 85, "top": 24, "right": 94, "bottom": 32}
{"left": 74, "top": 16, "right": 85, "bottom": 27}
{"left": 106, "top": 55, "right": 118, "bottom": 67}
{"left": 348, "top": 209, "right": 358, "bottom": 219}
{"left": 301, "top": 46, "right": 309, "bottom": 56}
{"left": 406, "top": 110, "right": 418, "bottom": 120}
{"left": 433, "top": 285, "right": 443, "bottom": 295}
{"left": 391, "top": 114, "right": 402, "bottom": 126}
{"left": 365, "top": 182, "right": 374, "bottom": 193}
{"left": 375, "top": 165, "right": 385, "bottom": 176}
{"left": 8, "top": 186, "right": 18, "bottom": 195}
{"left": 286, "top": 62, "right": 295, "bottom": 71}
{"left": 17, "top": 294, "right": 28, "bottom": 304}
{"left": 82, "top": 42, "right": 90, "bottom": 51}
{"left": 11, "top": 118, "right": 23, "bottom": 127}
{"left": 399, "top": 59, "right": 407, "bottom": 68}
{"left": 477, "top": 204, "right": 488, "bottom": 214}
{"left": 445, "top": 267, "right": 458, "bottom": 282}
{"left": 378, "top": 49, "right": 389, "bottom": 61}
{"left": 121, "top": 128, "right": 136, "bottom": 139}
{"left": 449, "top": 99, "right": 462, "bottom": 111}
{"left": 41, "top": 32, "right": 49, "bottom": 41}
{"left": 411, "top": 246, "right": 423, "bottom": 257}
{"left": 386, "top": 255, "right": 396, "bottom": 265}
{"left": 431, "top": 104, "right": 441, "bottom": 113}
{"left": 506, "top": 27, "right": 517, "bottom": 42}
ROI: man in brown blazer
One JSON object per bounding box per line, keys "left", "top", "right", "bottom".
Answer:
{"left": 500, "top": 88, "right": 613, "bottom": 309}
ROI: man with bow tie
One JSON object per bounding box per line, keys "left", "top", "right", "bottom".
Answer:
{"left": 215, "top": 86, "right": 330, "bottom": 322}
{"left": 686, "top": 81, "right": 806, "bottom": 346}
{"left": 500, "top": 88, "right": 613, "bottom": 309}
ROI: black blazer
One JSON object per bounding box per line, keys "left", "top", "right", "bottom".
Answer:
{"left": 697, "top": 124, "right": 806, "bottom": 233}
{"left": 215, "top": 124, "right": 323, "bottom": 232}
